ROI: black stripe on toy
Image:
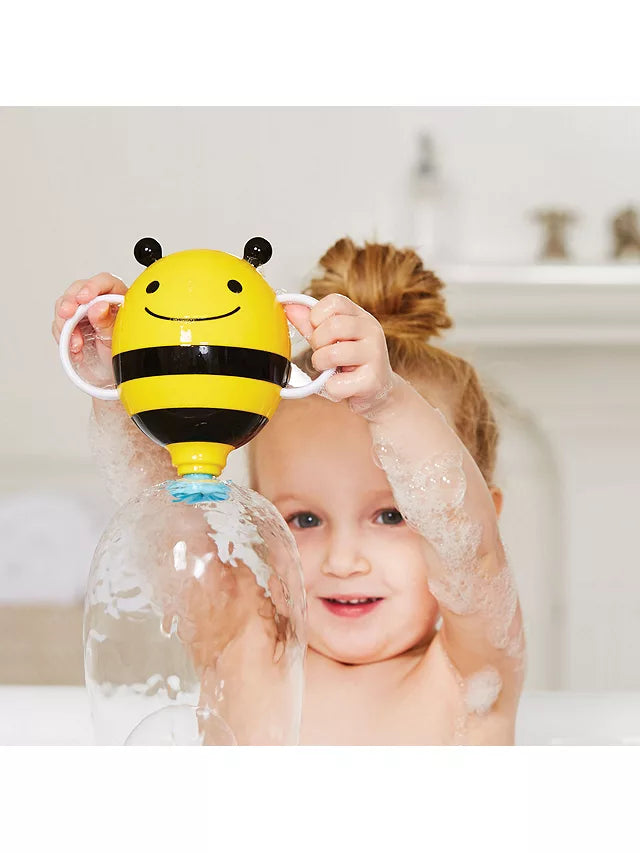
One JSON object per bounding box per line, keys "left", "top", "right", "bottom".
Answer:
{"left": 113, "top": 345, "right": 291, "bottom": 387}
{"left": 132, "top": 408, "right": 269, "bottom": 449}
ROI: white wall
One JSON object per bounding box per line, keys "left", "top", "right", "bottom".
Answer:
{"left": 4, "top": 106, "right": 639, "bottom": 459}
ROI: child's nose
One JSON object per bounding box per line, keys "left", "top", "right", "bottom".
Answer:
{"left": 320, "top": 533, "right": 372, "bottom": 578}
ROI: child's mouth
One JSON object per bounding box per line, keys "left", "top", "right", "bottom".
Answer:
{"left": 320, "top": 597, "right": 383, "bottom": 618}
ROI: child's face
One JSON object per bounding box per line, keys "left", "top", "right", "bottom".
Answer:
{"left": 251, "top": 392, "right": 449, "bottom": 666}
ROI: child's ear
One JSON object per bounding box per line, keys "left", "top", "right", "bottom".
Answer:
{"left": 490, "top": 486, "right": 503, "bottom": 518}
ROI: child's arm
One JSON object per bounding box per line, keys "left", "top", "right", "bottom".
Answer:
{"left": 365, "top": 375, "right": 524, "bottom": 691}
{"left": 285, "top": 294, "right": 524, "bottom": 699}
{"left": 53, "top": 273, "right": 176, "bottom": 502}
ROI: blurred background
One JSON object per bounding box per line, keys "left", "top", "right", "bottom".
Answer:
{"left": 1, "top": 106, "right": 639, "bottom": 694}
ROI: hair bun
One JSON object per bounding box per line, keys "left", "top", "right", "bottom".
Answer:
{"left": 304, "top": 237, "right": 452, "bottom": 343}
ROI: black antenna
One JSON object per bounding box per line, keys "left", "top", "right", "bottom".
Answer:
{"left": 243, "top": 237, "right": 273, "bottom": 268}
{"left": 134, "top": 237, "right": 163, "bottom": 267}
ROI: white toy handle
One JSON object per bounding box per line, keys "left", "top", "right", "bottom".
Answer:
{"left": 60, "top": 291, "right": 332, "bottom": 402}
{"left": 276, "top": 293, "right": 336, "bottom": 400}
{"left": 59, "top": 294, "right": 125, "bottom": 400}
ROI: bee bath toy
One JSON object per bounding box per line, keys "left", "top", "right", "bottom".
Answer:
{"left": 58, "top": 238, "right": 330, "bottom": 745}
{"left": 60, "top": 236, "right": 334, "bottom": 483}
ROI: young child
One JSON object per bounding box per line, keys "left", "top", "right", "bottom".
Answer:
{"left": 52, "top": 237, "right": 525, "bottom": 745}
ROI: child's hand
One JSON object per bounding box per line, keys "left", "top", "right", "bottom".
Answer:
{"left": 161, "top": 562, "right": 260, "bottom": 672}
{"left": 284, "top": 293, "right": 396, "bottom": 417}
{"left": 52, "top": 273, "right": 127, "bottom": 382}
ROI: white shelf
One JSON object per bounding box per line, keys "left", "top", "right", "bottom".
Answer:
{"left": 438, "top": 263, "right": 640, "bottom": 288}
{"left": 433, "top": 264, "right": 640, "bottom": 346}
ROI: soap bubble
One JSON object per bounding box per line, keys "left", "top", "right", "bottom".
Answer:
{"left": 84, "top": 478, "right": 306, "bottom": 745}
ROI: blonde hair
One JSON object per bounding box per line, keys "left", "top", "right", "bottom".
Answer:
{"left": 250, "top": 237, "right": 499, "bottom": 486}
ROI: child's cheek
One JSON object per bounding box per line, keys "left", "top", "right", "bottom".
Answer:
{"left": 290, "top": 534, "right": 319, "bottom": 580}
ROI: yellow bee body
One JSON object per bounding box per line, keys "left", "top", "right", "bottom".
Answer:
{"left": 111, "top": 240, "right": 291, "bottom": 477}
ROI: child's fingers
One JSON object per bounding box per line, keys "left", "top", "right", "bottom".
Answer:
{"left": 52, "top": 301, "right": 86, "bottom": 353}
{"left": 55, "top": 294, "right": 81, "bottom": 319}
{"left": 51, "top": 312, "right": 83, "bottom": 353}
{"left": 283, "top": 304, "right": 314, "bottom": 340}
{"left": 312, "top": 339, "right": 367, "bottom": 373}
{"left": 321, "top": 364, "right": 371, "bottom": 402}
{"left": 53, "top": 274, "right": 124, "bottom": 332}
{"left": 53, "top": 273, "right": 125, "bottom": 349}
{"left": 74, "top": 275, "right": 126, "bottom": 350}
{"left": 87, "top": 300, "right": 117, "bottom": 336}
{"left": 309, "top": 314, "right": 368, "bottom": 351}
{"left": 53, "top": 286, "right": 87, "bottom": 336}
{"left": 285, "top": 295, "right": 364, "bottom": 342}
{"left": 61, "top": 279, "right": 91, "bottom": 305}
{"left": 75, "top": 272, "right": 127, "bottom": 303}
{"left": 54, "top": 279, "right": 91, "bottom": 324}
{"left": 308, "top": 293, "right": 362, "bottom": 329}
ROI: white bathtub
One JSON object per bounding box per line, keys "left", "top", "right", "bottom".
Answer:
{"left": 1, "top": 687, "right": 639, "bottom": 745}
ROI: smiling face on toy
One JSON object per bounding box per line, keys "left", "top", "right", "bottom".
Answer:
{"left": 143, "top": 279, "right": 242, "bottom": 323}
{"left": 112, "top": 237, "right": 290, "bottom": 355}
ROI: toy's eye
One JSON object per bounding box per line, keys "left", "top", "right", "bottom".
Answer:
{"left": 227, "top": 279, "right": 243, "bottom": 294}
{"left": 146, "top": 280, "right": 160, "bottom": 294}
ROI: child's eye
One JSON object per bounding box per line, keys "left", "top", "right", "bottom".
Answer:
{"left": 287, "top": 512, "right": 322, "bottom": 530}
{"left": 375, "top": 508, "right": 404, "bottom": 525}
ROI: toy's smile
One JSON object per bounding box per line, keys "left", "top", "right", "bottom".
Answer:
{"left": 144, "top": 306, "right": 241, "bottom": 322}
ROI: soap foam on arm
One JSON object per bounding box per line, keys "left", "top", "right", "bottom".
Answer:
{"left": 367, "top": 374, "right": 525, "bottom": 725}
{"left": 89, "top": 399, "right": 177, "bottom": 506}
